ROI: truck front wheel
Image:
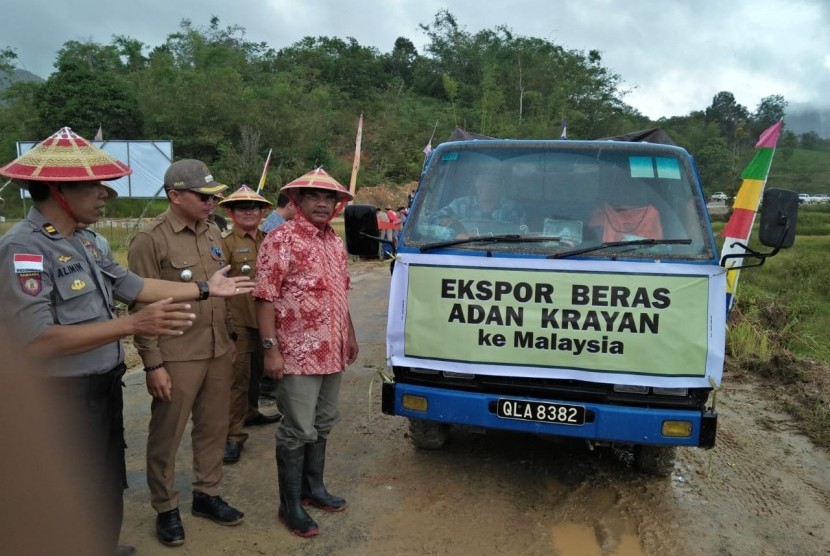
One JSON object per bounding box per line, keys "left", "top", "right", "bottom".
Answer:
{"left": 407, "top": 418, "right": 449, "bottom": 449}
{"left": 633, "top": 445, "right": 676, "bottom": 476}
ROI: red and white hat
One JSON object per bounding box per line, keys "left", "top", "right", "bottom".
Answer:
{"left": 217, "top": 184, "right": 273, "bottom": 207}
{"left": 0, "top": 127, "right": 132, "bottom": 183}
{"left": 280, "top": 167, "right": 354, "bottom": 202}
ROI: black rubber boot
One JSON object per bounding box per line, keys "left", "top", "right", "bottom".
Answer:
{"left": 302, "top": 439, "right": 347, "bottom": 512}
{"left": 276, "top": 445, "right": 319, "bottom": 537}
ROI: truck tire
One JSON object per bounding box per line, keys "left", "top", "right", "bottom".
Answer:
{"left": 408, "top": 418, "right": 449, "bottom": 449}
{"left": 633, "top": 445, "right": 676, "bottom": 476}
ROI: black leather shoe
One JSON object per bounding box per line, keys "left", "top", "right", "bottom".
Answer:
{"left": 116, "top": 545, "right": 136, "bottom": 556}
{"left": 192, "top": 492, "right": 244, "bottom": 526}
{"left": 223, "top": 441, "right": 242, "bottom": 464}
{"left": 244, "top": 412, "right": 283, "bottom": 427}
{"left": 156, "top": 508, "right": 185, "bottom": 546}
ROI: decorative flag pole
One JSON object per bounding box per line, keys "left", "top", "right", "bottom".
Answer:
{"left": 348, "top": 114, "right": 363, "bottom": 202}
{"left": 256, "top": 148, "right": 272, "bottom": 194}
{"left": 719, "top": 119, "right": 784, "bottom": 316}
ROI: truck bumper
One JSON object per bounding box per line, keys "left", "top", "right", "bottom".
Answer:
{"left": 382, "top": 381, "right": 716, "bottom": 448}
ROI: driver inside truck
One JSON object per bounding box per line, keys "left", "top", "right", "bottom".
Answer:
{"left": 429, "top": 173, "right": 526, "bottom": 236}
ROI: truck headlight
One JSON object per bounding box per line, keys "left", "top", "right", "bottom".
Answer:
{"left": 410, "top": 367, "right": 440, "bottom": 375}
{"left": 613, "top": 384, "right": 649, "bottom": 394}
{"left": 443, "top": 371, "right": 475, "bottom": 379}
{"left": 653, "top": 387, "right": 689, "bottom": 397}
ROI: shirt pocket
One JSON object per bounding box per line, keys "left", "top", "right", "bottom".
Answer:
{"left": 168, "top": 255, "right": 197, "bottom": 283}
{"left": 54, "top": 271, "right": 102, "bottom": 324}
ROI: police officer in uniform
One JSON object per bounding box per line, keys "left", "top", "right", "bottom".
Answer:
{"left": 128, "top": 159, "right": 247, "bottom": 547}
{"left": 0, "top": 128, "right": 254, "bottom": 556}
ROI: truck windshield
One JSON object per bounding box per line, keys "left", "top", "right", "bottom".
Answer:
{"left": 404, "top": 142, "right": 715, "bottom": 261}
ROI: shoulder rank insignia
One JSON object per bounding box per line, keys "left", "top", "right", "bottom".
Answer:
{"left": 43, "top": 223, "right": 58, "bottom": 236}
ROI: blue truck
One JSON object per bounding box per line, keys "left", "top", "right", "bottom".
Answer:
{"left": 345, "top": 133, "right": 797, "bottom": 475}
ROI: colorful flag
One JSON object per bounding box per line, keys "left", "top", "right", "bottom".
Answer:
{"left": 256, "top": 148, "right": 272, "bottom": 194}
{"left": 559, "top": 118, "right": 567, "bottom": 139}
{"left": 719, "top": 119, "right": 783, "bottom": 315}
{"left": 348, "top": 113, "right": 363, "bottom": 201}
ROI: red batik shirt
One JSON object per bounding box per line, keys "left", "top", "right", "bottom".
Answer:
{"left": 253, "top": 216, "right": 351, "bottom": 375}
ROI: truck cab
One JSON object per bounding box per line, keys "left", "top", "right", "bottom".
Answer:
{"left": 346, "top": 137, "right": 797, "bottom": 475}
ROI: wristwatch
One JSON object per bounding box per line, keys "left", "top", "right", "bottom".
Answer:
{"left": 196, "top": 280, "right": 210, "bottom": 301}
{"left": 261, "top": 337, "right": 277, "bottom": 350}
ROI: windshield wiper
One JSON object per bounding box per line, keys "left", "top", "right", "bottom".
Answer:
{"left": 547, "top": 238, "right": 692, "bottom": 259}
{"left": 420, "top": 234, "right": 562, "bottom": 253}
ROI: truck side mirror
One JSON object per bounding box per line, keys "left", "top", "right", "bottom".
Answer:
{"left": 759, "top": 188, "right": 798, "bottom": 249}
{"left": 344, "top": 204, "right": 381, "bottom": 258}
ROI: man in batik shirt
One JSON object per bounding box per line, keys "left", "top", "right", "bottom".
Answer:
{"left": 254, "top": 168, "right": 359, "bottom": 538}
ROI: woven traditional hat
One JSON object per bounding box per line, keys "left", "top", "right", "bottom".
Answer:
{"left": 281, "top": 167, "right": 354, "bottom": 202}
{"left": 0, "top": 127, "right": 132, "bottom": 182}
{"left": 217, "top": 184, "right": 273, "bottom": 207}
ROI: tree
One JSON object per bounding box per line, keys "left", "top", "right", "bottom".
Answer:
{"left": 54, "top": 40, "right": 123, "bottom": 74}
{"left": 751, "top": 95, "right": 786, "bottom": 139}
{"left": 34, "top": 63, "right": 143, "bottom": 138}
{"left": 442, "top": 74, "right": 459, "bottom": 126}
{"left": 384, "top": 37, "right": 418, "bottom": 87}
{"left": 705, "top": 91, "right": 749, "bottom": 147}
{"left": 275, "top": 36, "right": 385, "bottom": 100}
{"left": 0, "top": 46, "right": 17, "bottom": 75}
{"left": 779, "top": 130, "right": 797, "bottom": 161}
{"left": 695, "top": 136, "right": 732, "bottom": 191}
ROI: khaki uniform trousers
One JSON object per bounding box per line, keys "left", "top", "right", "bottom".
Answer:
{"left": 147, "top": 353, "right": 232, "bottom": 512}
{"left": 228, "top": 326, "right": 260, "bottom": 444}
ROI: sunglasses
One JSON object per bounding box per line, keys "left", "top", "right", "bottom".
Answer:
{"left": 186, "top": 190, "right": 216, "bottom": 202}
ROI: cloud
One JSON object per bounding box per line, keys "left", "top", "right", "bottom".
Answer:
{"left": 2, "top": 0, "right": 828, "bottom": 119}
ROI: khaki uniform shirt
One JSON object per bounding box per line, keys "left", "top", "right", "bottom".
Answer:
{"left": 0, "top": 207, "right": 143, "bottom": 377}
{"left": 222, "top": 226, "right": 264, "bottom": 330}
{"left": 128, "top": 208, "right": 232, "bottom": 368}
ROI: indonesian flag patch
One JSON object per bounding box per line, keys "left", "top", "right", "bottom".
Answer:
{"left": 14, "top": 253, "right": 44, "bottom": 274}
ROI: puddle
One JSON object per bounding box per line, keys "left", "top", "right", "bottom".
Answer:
{"left": 551, "top": 522, "right": 645, "bottom": 556}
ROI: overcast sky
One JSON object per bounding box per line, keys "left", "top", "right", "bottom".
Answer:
{"left": 2, "top": 0, "right": 828, "bottom": 120}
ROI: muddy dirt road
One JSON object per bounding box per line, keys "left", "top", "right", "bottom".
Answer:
{"left": 121, "top": 261, "right": 830, "bottom": 556}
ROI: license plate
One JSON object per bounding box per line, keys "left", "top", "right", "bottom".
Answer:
{"left": 496, "top": 399, "right": 585, "bottom": 425}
